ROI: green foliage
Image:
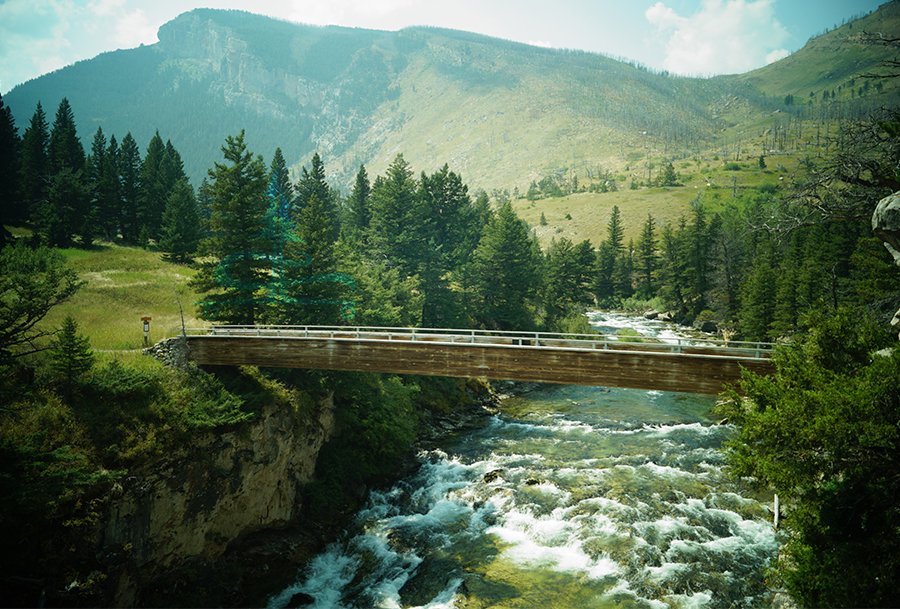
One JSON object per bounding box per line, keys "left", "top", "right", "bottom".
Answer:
{"left": 716, "top": 310, "right": 900, "bottom": 607}
{"left": 191, "top": 130, "right": 269, "bottom": 324}
{"left": 159, "top": 178, "right": 201, "bottom": 263}
{"left": 472, "top": 201, "right": 541, "bottom": 330}
{"left": 305, "top": 372, "right": 418, "bottom": 517}
{"left": 0, "top": 242, "right": 83, "bottom": 363}
{"left": 50, "top": 315, "right": 94, "bottom": 395}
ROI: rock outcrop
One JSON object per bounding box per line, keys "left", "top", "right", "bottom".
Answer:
{"left": 873, "top": 190, "right": 900, "bottom": 334}
{"left": 100, "top": 394, "right": 336, "bottom": 606}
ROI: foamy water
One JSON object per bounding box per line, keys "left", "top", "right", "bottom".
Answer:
{"left": 267, "top": 313, "right": 783, "bottom": 608}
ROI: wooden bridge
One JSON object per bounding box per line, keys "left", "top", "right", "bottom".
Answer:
{"left": 182, "top": 325, "right": 776, "bottom": 395}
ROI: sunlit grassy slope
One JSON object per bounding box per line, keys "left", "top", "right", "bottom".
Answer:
{"left": 43, "top": 244, "right": 206, "bottom": 351}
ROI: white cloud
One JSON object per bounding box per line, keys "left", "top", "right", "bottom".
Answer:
{"left": 765, "top": 48, "right": 789, "bottom": 64}
{"left": 529, "top": 40, "right": 554, "bottom": 48}
{"left": 284, "top": 0, "right": 417, "bottom": 26}
{"left": 645, "top": 0, "right": 790, "bottom": 76}
{"left": 110, "top": 8, "right": 158, "bottom": 48}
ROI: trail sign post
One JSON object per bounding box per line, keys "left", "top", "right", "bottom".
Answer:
{"left": 142, "top": 316, "right": 151, "bottom": 346}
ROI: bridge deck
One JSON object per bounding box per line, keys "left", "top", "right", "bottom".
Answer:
{"left": 183, "top": 326, "right": 776, "bottom": 395}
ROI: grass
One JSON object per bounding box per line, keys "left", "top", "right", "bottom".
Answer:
{"left": 42, "top": 242, "right": 208, "bottom": 351}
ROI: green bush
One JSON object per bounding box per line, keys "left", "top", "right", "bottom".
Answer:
{"left": 716, "top": 310, "right": 900, "bottom": 607}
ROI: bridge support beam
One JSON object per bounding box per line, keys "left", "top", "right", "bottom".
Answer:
{"left": 185, "top": 336, "right": 774, "bottom": 395}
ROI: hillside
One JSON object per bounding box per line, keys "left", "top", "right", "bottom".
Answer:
{"left": 5, "top": 3, "right": 899, "bottom": 197}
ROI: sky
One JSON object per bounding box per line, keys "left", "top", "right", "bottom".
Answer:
{"left": 0, "top": 0, "right": 886, "bottom": 95}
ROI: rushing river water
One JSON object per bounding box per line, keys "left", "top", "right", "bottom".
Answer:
{"left": 267, "top": 312, "right": 783, "bottom": 609}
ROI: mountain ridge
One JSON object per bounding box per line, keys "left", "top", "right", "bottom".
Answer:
{"left": 5, "top": 3, "right": 898, "bottom": 193}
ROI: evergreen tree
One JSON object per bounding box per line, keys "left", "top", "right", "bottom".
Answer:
{"left": 97, "top": 134, "right": 121, "bottom": 241}
{"left": 369, "top": 154, "right": 422, "bottom": 277}
{"left": 50, "top": 314, "right": 94, "bottom": 399}
{"left": 19, "top": 103, "right": 50, "bottom": 225}
{"left": 660, "top": 163, "right": 679, "bottom": 186}
{"left": 39, "top": 168, "right": 89, "bottom": 248}
{"left": 658, "top": 219, "right": 690, "bottom": 313}
{"left": 268, "top": 147, "right": 294, "bottom": 205}
{"left": 118, "top": 133, "right": 141, "bottom": 243}
{"left": 417, "top": 165, "right": 476, "bottom": 326}
{"left": 48, "top": 98, "right": 84, "bottom": 174}
{"left": 635, "top": 213, "right": 658, "bottom": 300}
{"left": 592, "top": 241, "right": 617, "bottom": 307}
{"left": 606, "top": 205, "right": 625, "bottom": 253}
{"left": 345, "top": 164, "right": 372, "bottom": 240}
{"left": 191, "top": 130, "right": 268, "bottom": 325}
{"left": 278, "top": 193, "right": 346, "bottom": 325}
{"left": 0, "top": 243, "right": 82, "bottom": 363}
{"left": 0, "top": 93, "right": 21, "bottom": 242}
{"left": 683, "top": 205, "right": 714, "bottom": 317}
{"left": 739, "top": 241, "right": 779, "bottom": 341}
{"left": 545, "top": 237, "right": 595, "bottom": 325}
{"left": 159, "top": 179, "right": 200, "bottom": 263}
{"left": 471, "top": 201, "right": 540, "bottom": 330}
{"left": 83, "top": 127, "right": 109, "bottom": 244}
{"left": 138, "top": 131, "right": 167, "bottom": 241}
{"left": 294, "top": 152, "right": 339, "bottom": 240}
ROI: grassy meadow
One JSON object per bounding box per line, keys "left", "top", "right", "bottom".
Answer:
{"left": 42, "top": 244, "right": 208, "bottom": 353}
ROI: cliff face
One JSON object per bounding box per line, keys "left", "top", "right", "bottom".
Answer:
{"left": 100, "top": 394, "right": 336, "bottom": 606}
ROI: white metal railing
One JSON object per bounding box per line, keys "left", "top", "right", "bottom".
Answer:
{"left": 182, "top": 325, "right": 775, "bottom": 359}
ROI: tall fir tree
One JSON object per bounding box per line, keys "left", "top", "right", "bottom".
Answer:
{"left": 472, "top": 201, "right": 541, "bottom": 330}
{"left": 635, "top": 213, "right": 658, "bottom": 300}
{"left": 118, "top": 133, "right": 142, "bottom": 243}
{"left": 191, "top": 130, "right": 269, "bottom": 325}
{"left": 48, "top": 98, "right": 84, "bottom": 174}
{"left": 97, "top": 134, "right": 121, "bottom": 241}
{"left": 345, "top": 164, "right": 372, "bottom": 241}
{"left": 606, "top": 205, "right": 625, "bottom": 253}
{"left": 294, "top": 152, "right": 339, "bottom": 240}
{"left": 369, "top": 154, "right": 422, "bottom": 277}
{"left": 268, "top": 147, "right": 294, "bottom": 205}
{"left": 50, "top": 314, "right": 94, "bottom": 400}
{"left": 19, "top": 103, "right": 50, "bottom": 226}
{"left": 159, "top": 179, "right": 200, "bottom": 264}
{"left": 138, "top": 131, "right": 167, "bottom": 241}
{"left": 277, "top": 193, "right": 347, "bottom": 325}
{"left": 0, "top": 93, "right": 20, "bottom": 245}
{"left": 42, "top": 98, "right": 89, "bottom": 246}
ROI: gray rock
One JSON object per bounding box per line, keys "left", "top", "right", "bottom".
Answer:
{"left": 873, "top": 190, "right": 900, "bottom": 266}
{"left": 872, "top": 191, "right": 900, "bottom": 335}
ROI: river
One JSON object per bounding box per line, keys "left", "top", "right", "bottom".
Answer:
{"left": 266, "top": 311, "right": 784, "bottom": 608}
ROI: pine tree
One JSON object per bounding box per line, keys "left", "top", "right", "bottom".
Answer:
{"left": 268, "top": 147, "right": 294, "bottom": 205}
{"left": 19, "top": 103, "right": 50, "bottom": 225}
{"left": 472, "top": 201, "right": 540, "bottom": 330}
{"left": 97, "top": 134, "right": 121, "bottom": 241}
{"left": 345, "top": 164, "right": 371, "bottom": 240}
{"left": 294, "top": 152, "right": 338, "bottom": 239}
{"left": 369, "top": 154, "right": 422, "bottom": 277}
{"left": 48, "top": 98, "right": 84, "bottom": 174}
{"left": 138, "top": 131, "right": 167, "bottom": 241}
{"left": 0, "top": 94, "right": 20, "bottom": 245}
{"left": 50, "top": 314, "right": 94, "bottom": 399}
{"left": 159, "top": 179, "right": 200, "bottom": 263}
{"left": 191, "top": 130, "right": 268, "bottom": 325}
{"left": 635, "top": 213, "right": 658, "bottom": 300}
{"left": 278, "top": 193, "right": 346, "bottom": 325}
{"left": 606, "top": 205, "right": 625, "bottom": 253}
{"left": 118, "top": 133, "right": 142, "bottom": 243}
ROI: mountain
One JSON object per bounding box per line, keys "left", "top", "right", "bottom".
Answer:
{"left": 5, "top": 4, "right": 899, "bottom": 193}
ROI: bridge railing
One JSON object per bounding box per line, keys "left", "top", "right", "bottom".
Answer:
{"left": 182, "top": 325, "right": 776, "bottom": 359}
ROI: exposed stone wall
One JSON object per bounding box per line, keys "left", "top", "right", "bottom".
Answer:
{"left": 100, "top": 394, "right": 336, "bottom": 606}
